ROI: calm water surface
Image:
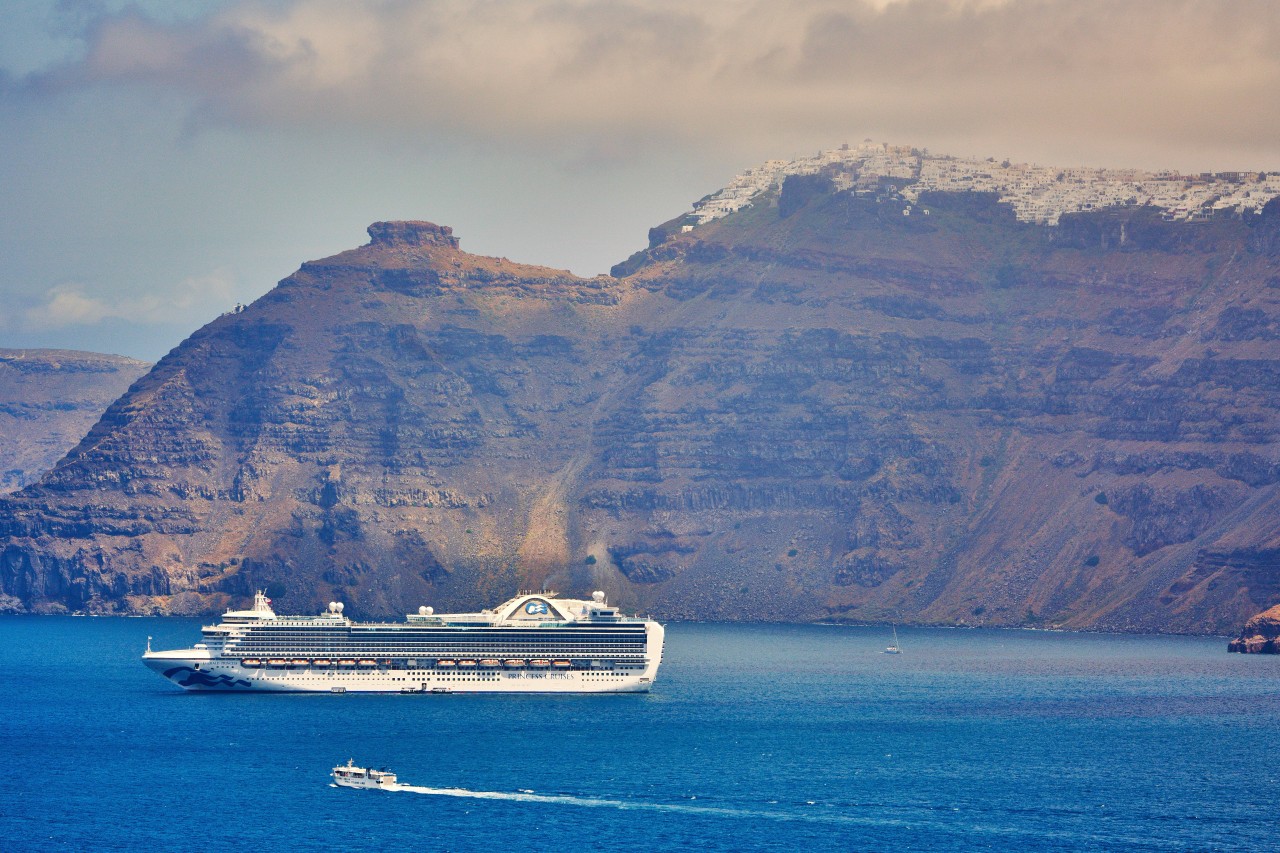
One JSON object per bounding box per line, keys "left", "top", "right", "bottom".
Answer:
{"left": 1, "top": 618, "right": 1277, "bottom": 851}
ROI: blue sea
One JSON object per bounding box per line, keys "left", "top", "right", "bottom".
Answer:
{"left": 2, "top": 618, "right": 1278, "bottom": 852}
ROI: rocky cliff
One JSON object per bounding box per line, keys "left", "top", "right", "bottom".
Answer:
{"left": 0, "top": 350, "right": 149, "bottom": 493}
{"left": 1228, "top": 603, "right": 1280, "bottom": 652}
{"left": 2, "top": 188, "right": 1278, "bottom": 630}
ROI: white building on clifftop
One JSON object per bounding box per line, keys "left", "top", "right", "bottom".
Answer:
{"left": 689, "top": 143, "right": 1280, "bottom": 227}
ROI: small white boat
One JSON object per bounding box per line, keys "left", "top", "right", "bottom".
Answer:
{"left": 884, "top": 626, "right": 902, "bottom": 655}
{"left": 332, "top": 759, "right": 399, "bottom": 790}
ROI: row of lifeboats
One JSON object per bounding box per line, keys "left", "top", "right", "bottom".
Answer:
{"left": 239, "top": 658, "right": 575, "bottom": 669}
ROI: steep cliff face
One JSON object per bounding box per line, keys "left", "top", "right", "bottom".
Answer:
{"left": 0, "top": 350, "right": 149, "bottom": 493}
{"left": 1, "top": 197, "right": 1277, "bottom": 630}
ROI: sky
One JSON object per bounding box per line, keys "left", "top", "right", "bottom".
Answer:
{"left": 2, "top": 0, "right": 1278, "bottom": 361}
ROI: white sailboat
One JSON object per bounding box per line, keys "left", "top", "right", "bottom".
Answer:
{"left": 884, "top": 626, "right": 901, "bottom": 654}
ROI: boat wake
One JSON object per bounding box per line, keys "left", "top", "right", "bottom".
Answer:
{"left": 353, "top": 783, "right": 1156, "bottom": 844}
{"left": 390, "top": 784, "right": 864, "bottom": 824}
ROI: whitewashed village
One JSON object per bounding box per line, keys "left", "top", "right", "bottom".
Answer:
{"left": 690, "top": 141, "right": 1280, "bottom": 227}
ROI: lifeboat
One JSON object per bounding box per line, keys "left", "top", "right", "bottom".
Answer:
{"left": 313, "top": 659, "right": 332, "bottom": 667}
{"left": 479, "top": 659, "right": 501, "bottom": 668}
{"left": 292, "top": 660, "right": 310, "bottom": 667}
{"left": 458, "top": 660, "right": 477, "bottom": 668}
{"left": 504, "top": 659, "right": 525, "bottom": 668}
{"left": 267, "top": 659, "right": 287, "bottom": 668}
{"left": 438, "top": 660, "right": 456, "bottom": 667}
{"left": 241, "top": 659, "right": 261, "bottom": 667}
{"left": 338, "top": 660, "right": 356, "bottom": 667}
{"left": 530, "top": 659, "right": 551, "bottom": 668}
{"left": 552, "top": 660, "right": 571, "bottom": 668}
{"left": 357, "top": 659, "right": 377, "bottom": 667}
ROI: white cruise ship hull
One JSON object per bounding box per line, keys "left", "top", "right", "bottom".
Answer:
{"left": 142, "top": 655, "right": 660, "bottom": 693}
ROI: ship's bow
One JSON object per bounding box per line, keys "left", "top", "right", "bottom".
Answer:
{"left": 142, "top": 647, "right": 249, "bottom": 690}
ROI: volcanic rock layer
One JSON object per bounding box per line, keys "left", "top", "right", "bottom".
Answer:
{"left": 2, "top": 190, "right": 1279, "bottom": 631}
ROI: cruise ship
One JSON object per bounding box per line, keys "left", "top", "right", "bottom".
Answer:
{"left": 142, "top": 590, "right": 664, "bottom": 693}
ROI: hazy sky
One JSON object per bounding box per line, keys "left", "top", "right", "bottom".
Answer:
{"left": 3, "top": 0, "right": 1278, "bottom": 360}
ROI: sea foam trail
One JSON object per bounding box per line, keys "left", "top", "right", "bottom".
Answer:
{"left": 392, "top": 784, "right": 873, "bottom": 824}
{"left": 397, "top": 785, "right": 627, "bottom": 809}
{"left": 381, "top": 783, "right": 1155, "bottom": 846}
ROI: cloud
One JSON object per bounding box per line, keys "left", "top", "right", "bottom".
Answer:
{"left": 19, "top": 0, "right": 1280, "bottom": 168}
{"left": 22, "top": 271, "right": 237, "bottom": 331}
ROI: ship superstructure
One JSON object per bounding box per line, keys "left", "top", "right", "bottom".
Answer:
{"left": 332, "top": 760, "right": 399, "bottom": 790}
{"left": 142, "top": 590, "right": 663, "bottom": 693}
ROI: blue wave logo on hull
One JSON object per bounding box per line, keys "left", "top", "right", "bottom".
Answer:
{"left": 163, "top": 667, "right": 252, "bottom": 690}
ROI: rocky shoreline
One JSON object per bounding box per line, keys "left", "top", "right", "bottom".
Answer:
{"left": 1228, "top": 604, "right": 1280, "bottom": 652}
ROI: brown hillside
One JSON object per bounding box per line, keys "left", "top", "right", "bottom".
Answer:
{"left": 1, "top": 198, "right": 1277, "bottom": 631}
{"left": 0, "top": 349, "right": 149, "bottom": 493}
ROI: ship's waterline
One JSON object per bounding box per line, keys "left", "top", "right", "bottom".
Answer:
{"left": 142, "top": 590, "right": 663, "bottom": 693}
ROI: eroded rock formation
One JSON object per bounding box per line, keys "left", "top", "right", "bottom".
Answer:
{"left": 1228, "top": 602, "right": 1280, "bottom": 652}
{"left": 1, "top": 187, "right": 1278, "bottom": 631}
